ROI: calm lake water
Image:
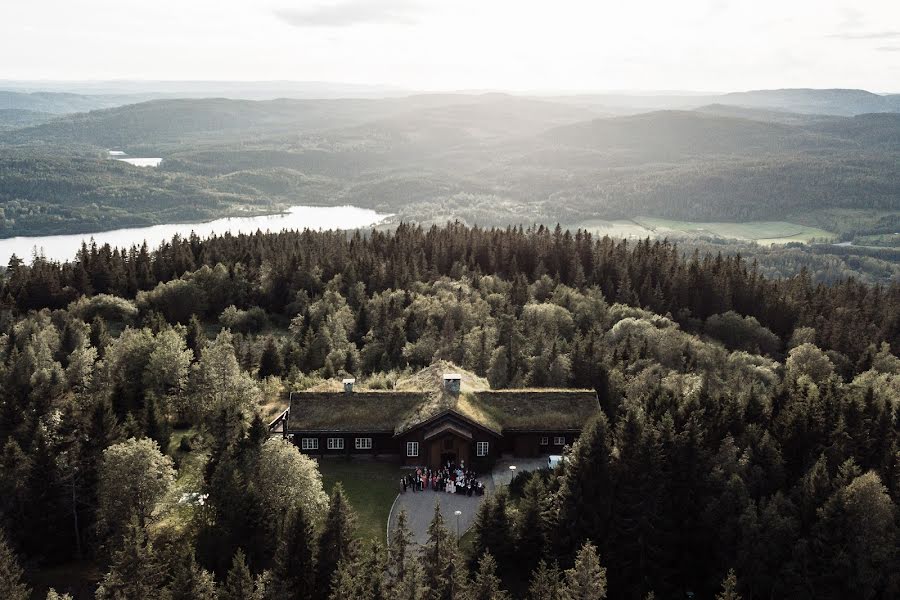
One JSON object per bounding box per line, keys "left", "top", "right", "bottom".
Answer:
{"left": 0, "top": 205, "right": 390, "bottom": 264}
{"left": 116, "top": 157, "right": 163, "bottom": 167}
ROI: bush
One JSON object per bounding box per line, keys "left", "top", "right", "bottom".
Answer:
{"left": 219, "top": 305, "right": 269, "bottom": 334}
{"left": 136, "top": 279, "right": 208, "bottom": 324}
{"left": 69, "top": 293, "right": 138, "bottom": 322}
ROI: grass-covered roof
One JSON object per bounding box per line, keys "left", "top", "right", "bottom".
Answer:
{"left": 287, "top": 392, "right": 425, "bottom": 433}
{"left": 287, "top": 362, "right": 600, "bottom": 435}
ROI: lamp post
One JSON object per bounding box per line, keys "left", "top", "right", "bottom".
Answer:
{"left": 454, "top": 510, "right": 462, "bottom": 541}
{"left": 508, "top": 465, "right": 517, "bottom": 488}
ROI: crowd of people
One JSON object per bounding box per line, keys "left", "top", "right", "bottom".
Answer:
{"left": 401, "top": 461, "right": 485, "bottom": 496}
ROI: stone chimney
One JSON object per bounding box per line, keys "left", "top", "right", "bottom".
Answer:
{"left": 443, "top": 373, "right": 461, "bottom": 395}
{"left": 342, "top": 378, "right": 356, "bottom": 394}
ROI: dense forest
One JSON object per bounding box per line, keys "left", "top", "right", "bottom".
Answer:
{"left": 0, "top": 223, "right": 897, "bottom": 598}
{"left": 1, "top": 92, "right": 899, "bottom": 242}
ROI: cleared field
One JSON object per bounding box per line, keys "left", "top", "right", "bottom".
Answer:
{"left": 318, "top": 458, "right": 400, "bottom": 543}
{"left": 571, "top": 217, "right": 836, "bottom": 245}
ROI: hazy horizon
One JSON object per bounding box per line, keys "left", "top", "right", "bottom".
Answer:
{"left": 2, "top": 0, "right": 899, "bottom": 92}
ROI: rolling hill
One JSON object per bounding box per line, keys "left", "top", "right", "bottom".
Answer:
{"left": 0, "top": 89, "right": 898, "bottom": 242}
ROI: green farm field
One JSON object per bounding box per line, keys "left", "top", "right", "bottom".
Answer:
{"left": 572, "top": 216, "right": 836, "bottom": 245}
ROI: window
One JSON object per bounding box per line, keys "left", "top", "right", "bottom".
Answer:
{"left": 355, "top": 437, "right": 372, "bottom": 450}
{"left": 301, "top": 438, "right": 318, "bottom": 450}
{"left": 540, "top": 436, "right": 549, "bottom": 446}
{"left": 406, "top": 442, "right": 419, "bottom": 457}
{"left": 476, "top": 441, "right": 489, "bottom": 457}
{"left": 553, "top": 436, "right": 566, "bottom": 446}
{"left": 327, "top": 437, "right": 344, "bottom": 450}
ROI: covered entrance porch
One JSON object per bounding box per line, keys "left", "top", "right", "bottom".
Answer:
{"left": 424, "top": 421, "right": 472, "bottom": 469}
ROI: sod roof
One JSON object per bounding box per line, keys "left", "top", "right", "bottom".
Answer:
{"left": 286, "top": 391, "right": 426, "bottom": 433}
{"left": 287, "top": 388, "right": 600, "bottom": 435}
{"left": 287, "top": 363, "right": 599, "bottom": 435}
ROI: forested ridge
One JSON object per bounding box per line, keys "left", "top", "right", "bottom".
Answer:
{"left": 0, "top": 223, "right": 897, "bottom": 599}
{"left": 2, "top": 93, "right": 899, "bottom": 241}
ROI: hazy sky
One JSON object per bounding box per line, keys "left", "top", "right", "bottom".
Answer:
{"left": 2, "top": 0, "right": 899, "bottom": 92}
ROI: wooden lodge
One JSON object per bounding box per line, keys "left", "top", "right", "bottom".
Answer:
{"left": 278, "top": 371, "right": 601, "bottom": 469}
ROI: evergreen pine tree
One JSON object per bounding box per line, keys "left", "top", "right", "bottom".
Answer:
{"left": 517, "top": 476, "right": 550, "bottom": 577}
{"left": 556, "top": 414, "right": 614, "bottom": 559}
{"left": 95, "top": 521, "right": 165, "bottom": 600}
{"left": 422, "top": 503, "right": 465, "bottom": 600}
{"left": 563, "top": 542, "right": 607, "bottom": 600}
{"left": 168, "top": 552, "right": 218, "bottom": 600}
{"left": 0, "top": 529, "right": 30, "bottom": 600}
{"left": 470, "top": 553, "right": 510, "bottom": 600}
{"left": 529, "top": 560, "right": 564, "bottom": 600}
{"left": 258, "top": 337, "right": 284, "bottom": 379}
{"left": 316, "top": 484, "right": 357, "bottom": 599}
{"left": 395, "top": 558, "right": 426, "bottom": 600}
{"left": 270, "top": 507, "right": 316, "bottom": 600}
{"left": 220, "top": 549, "right": 259, "bottom": 600}
{"left": 328, "top": 541, "right": 388, "bottom": 600}
{"left": 716, "top": 569, "right": 741, "bottom": 600}
{"left": 388, "top": 509, "right": 415, "bottom": 590}
{"left": 186, "top": 315, "right": 206, "bottom": 361}
{"left": 144, "top": 394, "right": 171, "bottom": 452}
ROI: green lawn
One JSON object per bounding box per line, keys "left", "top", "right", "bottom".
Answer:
{"left": 317, "top": 458, "right": 401, "bottom": 543}
{"left": 570, "top": 216, "right": 837, "bottom": 245}
{"left": 633, "top": 217, "right": 836, "bottom": 245}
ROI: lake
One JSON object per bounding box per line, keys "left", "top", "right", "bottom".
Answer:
{"left": 116, "top": 157, "right": 163, "bottom": 167}
{"left": 0, "top": 205, "right": 390, "bottom": 264}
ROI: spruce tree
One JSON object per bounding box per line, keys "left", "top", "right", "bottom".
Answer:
{"left": 422, "top": 503, "right": 464, "bottom": 600}
{"left": 388, "top": 509, "right": 415, "bottom": 590}
{"left": 472, "top": 489, "right": 514, "bottom": 573}
{"left": 328, "top": 541, "right": 388, "bottom": 600}
{"left": 556, "top": 413, "right": 614, "bottom": 559}
{"left": 186, "top": 315, "right": 206, "bottom": 361}
{"left": 563, "top": 542, "right": 607, "bottom": 600}
{"left": 517, "top": 476, "right": 550, "bottom": 577}
{"left": 716, "top": 569, "right": 741, "bottom": 600}
{"left": 0, "top": 529, "right": 30, "bottom": 600}
{"left": 470, "top": 553, "right": 510, "bottom": 600}
{"left": 95, "top": 521, "right": 165, "bottom": 600}
{"left": 220, "top": 549, "right": 259, "bottom": 600}
{"left": 316, "top": 484, "right": 357, "bottom": 599}
{"left": 258, "top": 337, "right": 284, "bottom": 379}
{"left": 528, "top": 561, "right": 564, "bottom": 600}
{"left": 168, "top": 552, "right": 218, "bottom": 600}
{"left": 271, "top": 507, "right": 316, "bottom": 600}
{"left": 395, "top": 556, "right": 425, "bottom": 600}
{"left": 144, "top": 394, "right": 171, "bottom": 452}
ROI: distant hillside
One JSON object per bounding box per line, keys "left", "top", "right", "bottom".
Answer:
{"left": 1, "top": 91, "right": 898, "bottom": 241}
{"left": 0, "top": 90, "right": 143, "bottom": 114}
{"left": 540, "top": 110, "right": 839, "bottom": 156}
{"left": 804, "top": 113, "right": 900, "bottom": 148}
{"left": 1, "top": 94, "right": 597, "bottom": 151}
{"left": 717, "top": 88, "right": 900, "bottom": 116}
{"left": 0, "top": 109, "right": 55, "bottom": 130}
{"left": 692, "top": 104, "right": 833, "bottom": 126}
{"left": 1, "top": 98, "right": 374, "bottom": 149}
{"left": 0, "top": 151, "right": 283, "bottom": 237}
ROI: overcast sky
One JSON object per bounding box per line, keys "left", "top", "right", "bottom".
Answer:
{"left": 2, "top": 0, "right": 899, "bottom": 92}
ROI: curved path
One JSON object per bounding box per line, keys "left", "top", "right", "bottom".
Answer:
{"left": 388, "top": 481, "right": 494, "bottom": 545}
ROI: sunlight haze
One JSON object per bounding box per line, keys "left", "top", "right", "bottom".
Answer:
{"left": 2, "top": 0, "right": 899, "bottom": 91}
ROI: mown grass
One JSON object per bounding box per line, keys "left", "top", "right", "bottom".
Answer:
{"left": 317, "top": 458, "right": 401, "bottom": 543}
